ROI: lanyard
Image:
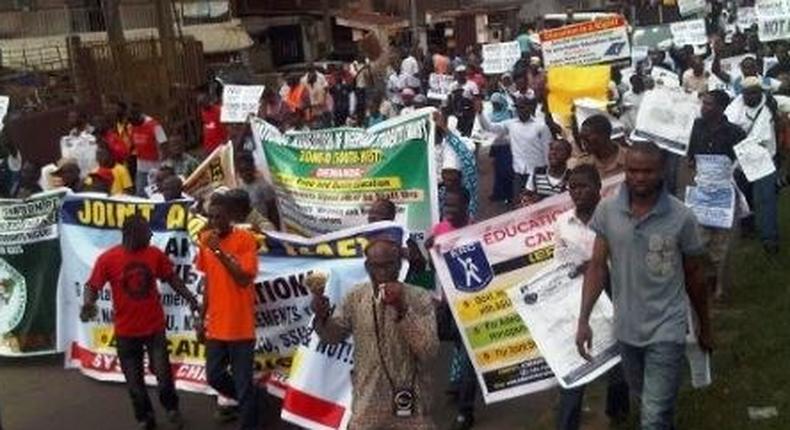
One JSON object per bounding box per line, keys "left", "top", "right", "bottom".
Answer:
{"left": 371, "top": 290, "right": 417, "bottom": 392}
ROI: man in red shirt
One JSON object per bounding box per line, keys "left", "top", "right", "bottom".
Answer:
{"left": 80, "top": 214, "right": 199, "bottom": 430}
{"left": 199, "top": 93, "right": 228, "bottom": 156}
{"left": 129, "top": 104, "right": 168, "bottom": 196}
{"left": 196, "top": 193, "right": 259, "bottom": 429}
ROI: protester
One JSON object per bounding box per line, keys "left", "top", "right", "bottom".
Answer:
{"left": 487, "top": 92, "right": 515, "bottom": 203}
{"left": 160, "top": 175, "right": 186, "bottom": 201}
{"left": 129, "top": 104, "right": 168, "bottom": 196}
{"left": 80, "top": 214, "right": 199, "bottom": 430}
{"left": 576, "top": 142, "right": 712, "bottom": 430}
{"left": 93, "top": 144, "right": 134, "bottom": 196}
{"left": 196, "top": 193, "right": 259, "bottom": 430}
{"left": 12, "top": 162, "right": 43, "bottom": 199}
{"left": 621, "top": 74, "right": 647, "bottom": 132}
{"left": 553, "top": 164, "right": 629, "bottom": 430}
{"left": 311, "top": 236, "right": 439, "bottom": 429}
{"left": 60, "top": 110, "right": 98, "bottom": 178}
{"left": 521, "top": 139, "right": 572, "bottom": 206}
{"left": 367, "top": 197, "right": 428, "bottom": 287}
{"left": 51, "top": 158, "right": 82, "bottom": 192}
{"left": 302, "top": 65, "right": 330, "bottom": 127}
{"left": 281, "top": 74, "right": 309, "bottom": 116}
{"left": 226, "top": 188, "right": 276, "bottom": 232}
{"left": 0, "top": 132, "right": 22, "bottom": 197}
{"left": 681, "top": 56, "right": 710, "bottom": 94}
{"left": 199, "top": 92, "right": 228, "bottom": 155}
{"left": 162, "top": 135, "right": 200, "bottom": 178}
{"left": 148, "top": 165, "right": 176, "bottom": 199}
{"left": 235, "top": 150, "right": 277, "bottom": 226}
{"left": 575, "top": 115, "right": 626, "bottom": 179}
{"left": 477, "top": 96, "right": 553, "bottom": 203}
{"left": 688, "top": 90, "right": 746, "bottom": 298}
{"left": 725, "top": 77, "right": 780, "bottom": 254}
{"left": 401, "top": 47, "right": 421, "bottom": 77}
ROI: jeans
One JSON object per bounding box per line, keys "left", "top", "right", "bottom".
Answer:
{"left": 206, "top": 340, "right": 258, "bottom": 430}
{"left": 753, "top": 172, "right": 779, "bottom": 247}
{"left": 116, "top": 331, "right": 179, "bottom": 423}
{"left": 557, "top": 364, "right": 630, "bottom": 430}
{"left": 619, "top": 342, "right": 685, "bottom": 430}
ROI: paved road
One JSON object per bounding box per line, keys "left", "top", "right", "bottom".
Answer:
{"left": 0, "top": 152, "right": 617, "bottom": 430}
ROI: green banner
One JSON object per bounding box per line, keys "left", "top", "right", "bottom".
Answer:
{"left": 0, "top": 190, "right": 65, "bottom": 356}
{"left": 253, "top": 109, "right": 439, "bottom": 239}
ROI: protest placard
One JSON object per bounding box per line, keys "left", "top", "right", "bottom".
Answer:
{"left": 427, "top": 73, "right": 455, "bottom": 100}
{"left": 507, "top": 263, "right": 620, "bottom": 389}
{"left": 257, "top": 108, "right": 439, "bottom": 240}
{"left": 0, "top": 95, "right": 8, "bottom": 132}
{"left": 0, "top": 190, "right": 65, "bottom": 356}
{"left": 574, "top": 98, "right": 626, "bottom": 139}
{"left": 670, "top": 19, "right": 708, "bottom": 46}
{"left": 220, "top": 84, "right": 265, "bottom": 123}
{"left": 539, "top": 16, "right": 630, "bottom": 68}
{"left": 182, "top": 143, "right": 237, "bottom": 200}
{"left": 685, "top": 185, "right": 736, "bottom": 229}
{"left": 734, "top": 137, "right": 776, "bottom": 182}
{"left": 756, "top": 0, "right": 790, "bottom": 41}
{"left": 634, "top": 88, "right": 700, "bottom": 155}
{"left": 430, "top": 175, "right": 623, "bottom": 403}
{"left": 679, "top": 0, "right": 706, "bottom": 16}
{"left": 481, "top": 41, "right": 521, "bottom": 75}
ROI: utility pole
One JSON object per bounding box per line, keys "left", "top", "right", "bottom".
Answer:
{"left": 154, "top": 0, "right": 178, "bottom": 78}
{"left": 101, "top": 0, "right": 128, "bottom": 93}
{"left": 321, "top": 0, "right": 333, "bottom": 56}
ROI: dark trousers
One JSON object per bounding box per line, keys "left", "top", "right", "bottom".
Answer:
{"left": 489, "top": 145, "right": 514, "bottom": 202}
{"left": 206, "top": 340, "right": 258, "bottom": 430}
{"left": 116, "top": 331, "right": 179, "bottom": 423}
{"left": 513, "top": 172, "right": 531, "bottom": 206}
{"left": 556, "top": 365, "right": 629, "bottom": 430}
{"left": 456, "top": 341, "right": 478, "bottom": 417}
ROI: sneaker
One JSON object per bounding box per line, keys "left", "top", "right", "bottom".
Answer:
{"left": 213, "top": 405, "right": 239, "bottom": 423}
{"left": 166, "top": 410, "right": 184, "bottom": 429}
{"left": 450, "top": 413, "right": 475, "bottom": 430}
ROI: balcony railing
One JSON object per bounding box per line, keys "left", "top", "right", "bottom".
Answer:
{"left": 0, "top": 1, "right": 230, "bottom": 39}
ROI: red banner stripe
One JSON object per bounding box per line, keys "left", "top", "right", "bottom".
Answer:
{"left": 282, "top": 387, "right": 345, "bottom": 429}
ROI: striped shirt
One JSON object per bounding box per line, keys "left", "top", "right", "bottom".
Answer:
{"left": 526, "top": 166, "right": 568, "bottom": 198}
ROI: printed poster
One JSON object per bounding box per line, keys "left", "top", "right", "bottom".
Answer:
{"left": 670, "top": 19, "right": 708, "bottom": 46}
{"left": 634, "top": 88, "right": 701, "bottom": 155}
{"left": 540, "top": 16, "right": 630, "bottom": 68}
{"left": 221, "top": 84, "right": 265, "bottom": 123}
{"left": 430, "top": 176, "right": 623, "bottom": 403}
{"left": 0, "top": 190, "right": 65, "bottom": 356}
{"left": 481, "top": 41, "right": 521, "bottom": 75}
{"left": 507, "top": 263, "right": 620, "bottom": 389}
{"left": 182, "top": 143, "right": 237, "bottom": 201}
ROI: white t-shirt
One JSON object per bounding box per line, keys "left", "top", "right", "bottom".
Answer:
{"left": 60, "top": 130, "right": 97, "bottom": 178}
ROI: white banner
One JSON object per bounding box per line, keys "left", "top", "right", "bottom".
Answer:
{"left": 634, "top": 88, "right": 700, "bottom": 155}
{"left": 221, "top": 84, "right": 265, "bottom": 123}
{"left": 539, "top": 16, "right": 630, "bottom": 68}
{"left": 670, "top": 19, "right": 708, "bottom": 46}
{"left": 481, "top": 41, "right": 522, "bottom": 75}
{"left": 427, "top": 73, "right": 455, "bottom": 101}
{"left": 507, "top": 263, "right": 620, "bottom": 389}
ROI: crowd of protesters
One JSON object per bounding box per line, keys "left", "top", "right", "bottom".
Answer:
{"left": 1, "top": 7, "right": 789, "bottom": 430}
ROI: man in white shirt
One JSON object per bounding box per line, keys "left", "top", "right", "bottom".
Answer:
{"left": 400, "top": 48, "right": 421, "bottom": 77}
{"left": 449, "top": 65, "right": 479, "bottom": 99}
{"left": 724, "top": 77, "right": 780, "bottom": 253}
{"left": 476, "top": 96, "right": 553, "bottom": 203}
{"left": 60, "top": 110, "right": 97, "bottom": 178}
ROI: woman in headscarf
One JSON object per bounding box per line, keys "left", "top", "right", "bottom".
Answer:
{"left": 488, "top": 91, "right": 514, "bottom": 203}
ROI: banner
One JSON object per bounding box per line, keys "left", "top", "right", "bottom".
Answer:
{"left": 221, "top": 84, "right": 265, "bottom": 123}
{"left": 0, "top": 190, "right": 65, "bottom": 356}
{"left": 427, "top": 73, "right": 455, "bottom": 100}
{"left": 507, "top": 263, "right": 620, "bottom": 389}
{"left": 257, "top": 108, "right": 439, "bottom": 239}
{"left": 546, "top": 65, "right": 611, "bottom": 126}
{"left": 634, "top": 88, "right": 700, "bottom": 155}
{"left": 540, "top": 16, "right": 630, "bottom": 68}
{"left": 481, "top": 41, "right": 521, "bottom": 75}
{"left": 678, "top": 0, "right": 706, "bottom": 16}
{"left": 756, "top": 0, "right": 790, "bottom": 41}
{"left": 430, "top": 175, "right": 624, "bottom": 403}
{"left": 670, "top": 19, "right": 708, "bottom": 47}
{"left": 57, "top": 192, "right": 406, "bottom": 398}
{"left": 183, "top": 143, "right": 237, "bottom": 201}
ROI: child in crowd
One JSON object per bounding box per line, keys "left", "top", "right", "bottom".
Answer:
{"left": 520, "top": 139, "right": 572, "bottom": 206}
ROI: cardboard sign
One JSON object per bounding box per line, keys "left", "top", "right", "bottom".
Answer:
{"left": 221, "top": 84, "right": 265, "bottom": 123}
{"left": 634, "top": 88, "right": 701, "bottom": 155}
{"left": 539, "top": 16, "right": 630, "bottom": 68}
{"left": 427, "top": 73, "right": 456, "bottom": 100}
{"left": 481, "top": 41, "right": 522, "bottom": 74}
{"left": 679, "top": 0, "right": 706, "bottom": 16}
{"left": 670, "top": 19, "right": 708, "bottom": 46}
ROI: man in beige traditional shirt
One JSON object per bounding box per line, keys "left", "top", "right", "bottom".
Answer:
{"left": 311, "top": 238, "right": 439, "bottom": 430}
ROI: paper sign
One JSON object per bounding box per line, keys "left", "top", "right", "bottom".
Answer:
{"left": 634, "top": 88, "right": 700, "bottom": 155}
{"left": 427, "top": 73, "right": 456, "bottom": 100}
{"left": 574, "top": 98, "right": 626, "bottom": 139}
{"left": 482, "top": 41, "right": 522, "bottom": 75}
{"left": 670, "top": 19, "right": 708, "bottom": 47}
{"left": 221, "top": 84, "right": 265, "bottom": 123}
{"left": 756, "top": 0, "right": 790, "bottom": 41}
{"left": 0, "top": 95, "right": 8, "bottom": 133}
{"left": 540, "top": 16, "right": 631, "bottom": 68}
{"left": 685, "top": 185, "right": 736, "bottom": 228}
{"left": 651, "top": 67, "right": 681, "bottom": 88}
{"left": 679, "top": 0, "right": 706, "bottom": 16}
{"left": 734, "top": 137, "right": 777, "bottom": 182}
{"left": 695, "top": 154, "right": 734, "bottom": 184}
{"left": 507, "top": 264, "right": 621, "bottom": 389}
{"left": 738, "top": 7, "right": 758, "bottom": 30}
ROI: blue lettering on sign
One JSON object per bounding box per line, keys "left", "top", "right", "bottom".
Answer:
{"left": 442, "top": 241, "right": 493, "bottom": 293}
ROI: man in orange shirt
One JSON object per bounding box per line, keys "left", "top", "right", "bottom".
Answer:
{"left": 196, "top": 193, "right": 260, "bottom": 429}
